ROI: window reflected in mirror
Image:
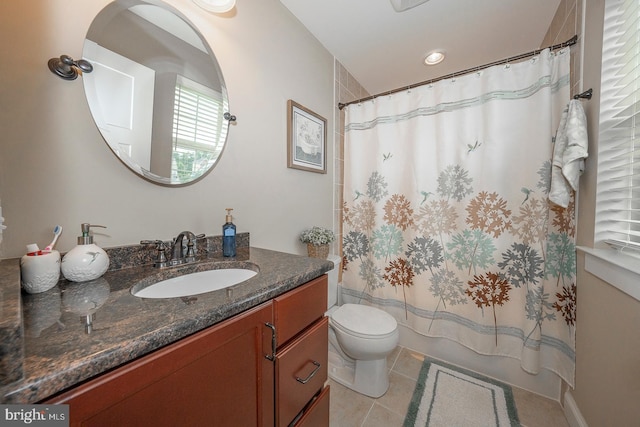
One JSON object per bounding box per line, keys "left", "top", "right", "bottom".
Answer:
{"left": 171, "top": 76, "right": 227, "bottom": 184}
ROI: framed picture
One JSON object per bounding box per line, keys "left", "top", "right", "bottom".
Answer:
{"left": 287, "top": 100, "right": 327, "bottom": 174}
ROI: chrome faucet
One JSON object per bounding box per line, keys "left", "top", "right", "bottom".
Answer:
{"left": 170, "top": 231, "right": 205, "bottom": 265}
{"left": 141, "top": 232, "right": 205, "bottom": 268}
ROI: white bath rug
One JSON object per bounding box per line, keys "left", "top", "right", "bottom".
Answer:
{"left": 404, "top": 357, "right": 520, "bottom": 427}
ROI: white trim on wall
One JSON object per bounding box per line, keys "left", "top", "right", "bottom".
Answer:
{"left": 564, "top": 390, "right": 588, "bottom": 427}
{"left": 579, "top": 247, "right": 640, "bottom": 302}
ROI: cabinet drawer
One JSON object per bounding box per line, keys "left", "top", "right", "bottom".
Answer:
{"left": 276, "top": 317, "right": 328, "bottom": 427}
{"left": 274, "top": 275, "right": 327, "bottom": 347}
{"left": 293, "top": 385, "right": 330, "bottom": 427}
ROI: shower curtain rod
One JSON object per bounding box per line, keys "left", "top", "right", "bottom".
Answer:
{"left": 338, "top": 35, "right": 578, "bottom": 110}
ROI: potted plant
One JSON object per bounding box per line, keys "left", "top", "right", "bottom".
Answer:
{"left": 300, "top": 226, "right": 335, "bottom": 259}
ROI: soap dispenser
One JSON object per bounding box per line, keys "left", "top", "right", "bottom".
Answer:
{"left": 222, "top": 208, "right": 236, "bottom": 257}
{"left": 61, "top": 223, "right": 109, "bottom": 282}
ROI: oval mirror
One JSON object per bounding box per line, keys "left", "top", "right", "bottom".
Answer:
{"left": 82, "top": 0, "right": 230, "bottom": 186}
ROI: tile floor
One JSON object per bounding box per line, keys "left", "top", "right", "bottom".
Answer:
{"left": 328, "top": 346, "right": 570, "bottom": 427}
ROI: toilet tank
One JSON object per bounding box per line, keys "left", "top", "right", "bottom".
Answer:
{"left": 326, "top": 255, "right": 341, "bottom": 309}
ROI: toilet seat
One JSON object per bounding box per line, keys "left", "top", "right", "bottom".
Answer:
{"left": 330, "top": 304, "right": 397, "bottom": 339}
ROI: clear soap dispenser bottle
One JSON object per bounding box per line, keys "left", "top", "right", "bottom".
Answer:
{"left": 222, "top": 208, "right": 236, "bottom": 257}
{"left": 61, "top": 223, "right": 110, "bottom": 282}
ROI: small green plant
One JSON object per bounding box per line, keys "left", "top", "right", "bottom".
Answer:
{"left": 300, "top": 226, "right": 335, "bottom": 246}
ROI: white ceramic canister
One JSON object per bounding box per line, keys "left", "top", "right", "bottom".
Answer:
{"left": 61, "top": 223, "right": 109, "bottom": 283}
{"left": 61, "top": 243, "right": 109, "bottom": 282}
{"left": 20, "top": 250, "right": 61, "bottom": 294}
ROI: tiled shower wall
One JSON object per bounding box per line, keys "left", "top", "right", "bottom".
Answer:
{"left": 333, "top": 61, "right": 369, "bottom": 265}
{"left": 541, "top": 0, "right": 582, "bottom": 96}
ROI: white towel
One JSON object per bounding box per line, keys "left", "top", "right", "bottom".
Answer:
{"left": 549, "top": 99, "right": 588, "bottom": 207}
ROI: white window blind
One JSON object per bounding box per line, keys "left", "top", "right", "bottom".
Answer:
{"left": 171, "top": 75, "right": 227, "bottom": 183}
{"left": 595, "top": 0, "right": 640, "bottom": 251}
{"left": 172, "top": 85, "right": 224, "bottom": 149}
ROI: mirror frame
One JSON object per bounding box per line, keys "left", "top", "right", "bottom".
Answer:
{"left": 82, "top": 0, "right": 231, "bottom": 186}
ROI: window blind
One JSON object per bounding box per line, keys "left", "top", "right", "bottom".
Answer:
{"left": 171, "top": 76, "right": 227, "bottom": 183}
{"left": 172, "top": 84, "right": 224, "bottom": 151}
{"left": 596, "top": 0, "right": 640, "bottom": 251}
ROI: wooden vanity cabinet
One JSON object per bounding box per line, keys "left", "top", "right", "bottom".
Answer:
{"left": 46, "top": 301, "right": 275, "bottom": 427}
{"left": 44, "top": 275, "right": 330, "bottom": 427}
{"left": 273, "top": 275, "right": 330, "bottom": 427}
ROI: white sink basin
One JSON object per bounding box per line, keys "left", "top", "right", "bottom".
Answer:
{"left": 132, "top": 268, "right": 257, "bottom": 299}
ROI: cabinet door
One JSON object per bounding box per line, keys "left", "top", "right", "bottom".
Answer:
{"left": 46, "top": 302, "right": 275, "bottom": 427}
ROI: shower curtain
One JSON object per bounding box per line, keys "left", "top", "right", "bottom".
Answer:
{"left": 342, "top": 48, "right": 576, "bottom": 386}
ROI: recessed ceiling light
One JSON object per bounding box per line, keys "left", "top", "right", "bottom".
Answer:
{"left": 192, "top": 0, "right": 236, "bottom": 13}
{"left": 424, "top": 51, "right": 445, "bottom": 66}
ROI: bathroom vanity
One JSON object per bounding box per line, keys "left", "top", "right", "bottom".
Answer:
{"left": 0, "top": 239, "right": 333, "bottom": 426}
{"left": 45, "top": 276, "right": 329, "bottom": 426}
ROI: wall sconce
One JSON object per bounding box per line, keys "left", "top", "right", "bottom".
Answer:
{"left": 192, "top": 0, "right": 236, "bottom": 13}
{"left": 48, "top": 55, "right": 93, "bottom": 80}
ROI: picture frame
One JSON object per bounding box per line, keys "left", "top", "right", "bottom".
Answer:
{"left": 287, "top": 100, "right": 327, "bottom": 174}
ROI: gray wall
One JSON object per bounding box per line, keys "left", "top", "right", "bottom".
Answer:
{"left": 573, "top": 0, "right": 640, "bottom": 424}
{"left": 0, "top": 0, "right": 335, "bottom": 259}
{"left": 541, "top": 1, "right": 640, "bottom": 424}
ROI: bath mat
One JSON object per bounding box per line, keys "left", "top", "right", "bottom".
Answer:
{"left": 404, "top": 357, "right": 520, "bottom": 427}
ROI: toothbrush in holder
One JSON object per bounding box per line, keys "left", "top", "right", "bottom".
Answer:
{"left": 44, "top": 225, "right": 62, "bottom": 252}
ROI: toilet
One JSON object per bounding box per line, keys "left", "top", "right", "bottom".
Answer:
{"left": 325, "top": 255, "right": 399, "bottom": 398}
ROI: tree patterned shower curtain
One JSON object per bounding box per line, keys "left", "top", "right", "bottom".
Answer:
{"left": 342, "top": 48, "right": 576, "bottom": 385}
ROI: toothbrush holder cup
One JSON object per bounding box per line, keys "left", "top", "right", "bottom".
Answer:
{"left": 20, "top": 250, "right": 61, "bottom": 294}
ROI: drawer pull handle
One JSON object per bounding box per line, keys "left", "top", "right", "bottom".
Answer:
{"left": 264, "top": 322, "right": 276, "bottom": 361}
{"left": 296, "top": 360, "right": 321, "bottom": 384}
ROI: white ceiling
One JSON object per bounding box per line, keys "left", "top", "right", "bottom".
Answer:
{"left": 279, "top": 0, "right": 563, "bottom": 97}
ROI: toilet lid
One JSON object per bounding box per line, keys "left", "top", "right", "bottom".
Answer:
{"left": 331, "top": 304, "right": 397, "bottom": 337}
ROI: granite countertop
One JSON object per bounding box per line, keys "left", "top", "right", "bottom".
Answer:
{"left": 0, "top": 236, "right": 333, "bottom": 404}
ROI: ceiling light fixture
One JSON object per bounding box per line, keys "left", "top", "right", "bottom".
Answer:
{"left": 424, "top": 51, "right": 445, "bottom": 66}
{"left": 390, "top": 0, "right": 431, "bottom": 12}
{"left": 192, "top": 0, "right": 236, "bottom": 13}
